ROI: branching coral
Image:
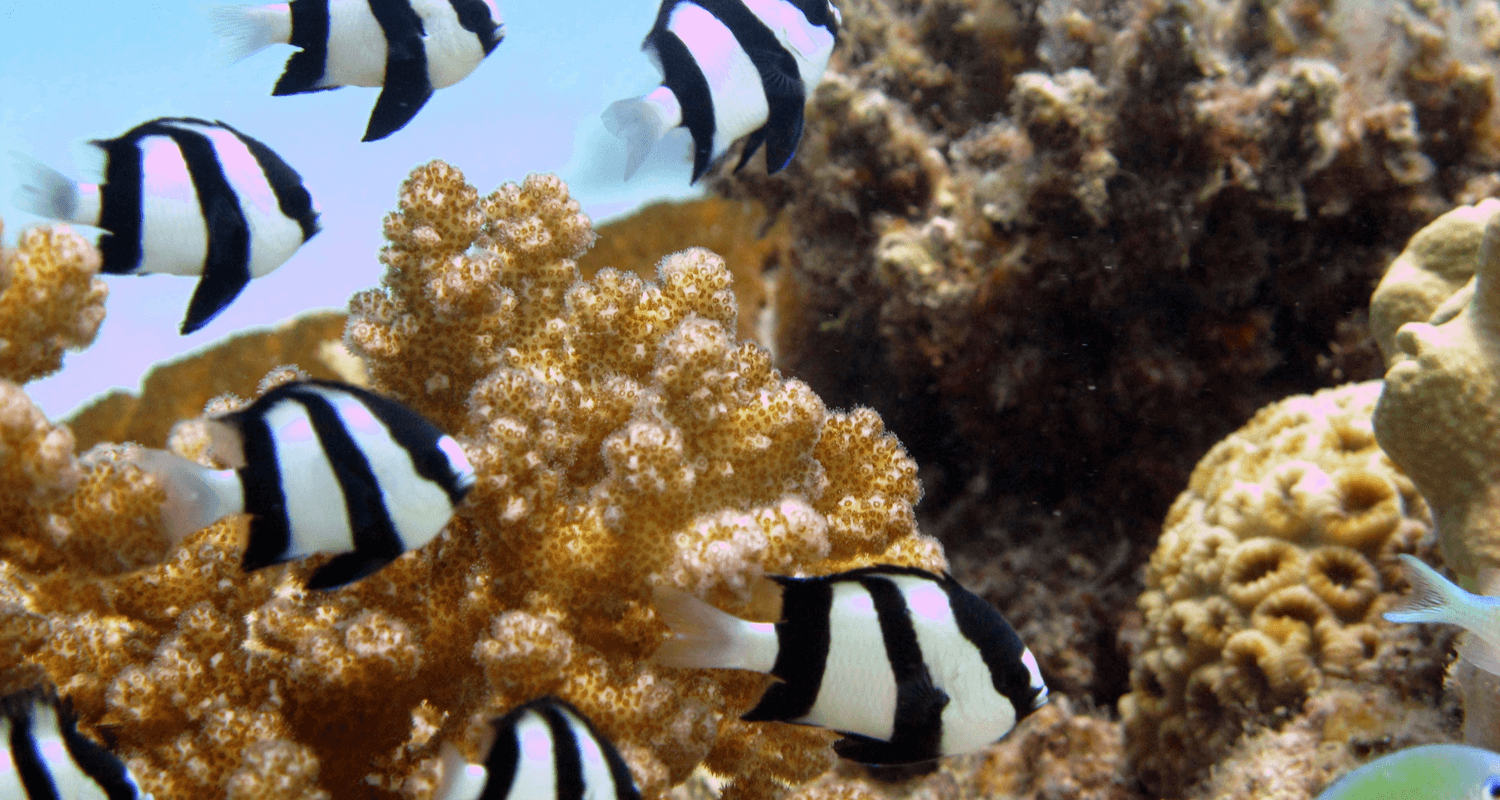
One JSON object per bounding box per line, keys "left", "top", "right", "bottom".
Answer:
{"left": 0, "top": 221, "right": 107, "bottom": 384}
{"left": 1120, "top": 382, "right": 1452, "bottom": 797}
{"left": 0, "top": 166, "right": 947, "bottom": 800}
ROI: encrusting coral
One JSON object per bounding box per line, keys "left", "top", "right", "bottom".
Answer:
{"left": 0, "top": 163, "right": 949, "bottom": 800}
{"left": 1373, "top": 201, "right": 1500, "bottom": 750}
{"left": 1120, "top": 381, "right": 1453, "bottom": 797}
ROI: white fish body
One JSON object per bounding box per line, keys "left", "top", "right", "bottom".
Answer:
{"left": 1385, "top": 553, "right": 1500, "bottom": 676}
{"left": 135, "top": 380, "right": 475, "bottom": 589}
{"left": 10, "top": 117, "right": 319, "bottom": 334}
{"left": 651, "top": 565, "right": 1048, "bottom": 764}
{"left": 210, "top": 0, "right": 504, "bottom": 141}
{"left": 435, "top": 698, "right": 640, "bottom": 800}
{"left": 605, "top": 0, "right": 841, "bottom": 183}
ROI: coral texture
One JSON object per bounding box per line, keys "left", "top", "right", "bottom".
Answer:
{"left": 0, "top": 222, "right": 107, "bottom": 384}
{"left": 0, "top": 167, "right": 947, "bottom": 800}
{"left": 1120, "top": 381, "right": 1450, "bottom": 796}
{"left": 1374, "top": 203, "right": 1500, "bottom": 584}
{"left": 713, "top": 0, "right": 1500, "bottom": 700}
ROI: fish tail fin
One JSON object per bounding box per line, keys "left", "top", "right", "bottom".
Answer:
{"left": 602, "top": 95, "right": 675, "bottom": 181}
{"left": 651, "top": 585, "right": 779, "bottom": 672}
{"left": 207, "top": 4, "right": 290, "bottom": 64}
{"left": 1385, "top": 553, "right": 1500, "bottom": 676}
{"left": 126, "top": 447, "right": 243, "bottom": 546}
{"left": 1385, "top": 554, "right": 1476, "bottom": 625}
{"left": 8, "top": 151, "right": 80, "bottom": 222}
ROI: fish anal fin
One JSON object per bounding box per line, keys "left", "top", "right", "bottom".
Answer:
{"left": 763, "top": 104, "right": 804, "bottom": 174}
{"left": 304, "top": 551, "right": 396, "bottom": 590}
{"left": 831, "top": 732, "right": 934, "bottom": 766}
{"left": 734, "top": 129, "right": 767, "bottom": 174}
{"left": 180, "top": 254, "right": 251, "bottom": 334}
{"left": 362, "top": 21, "right": 432, "bottom": 141}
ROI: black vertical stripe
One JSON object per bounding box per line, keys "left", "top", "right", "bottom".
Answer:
{"left": 646, "top": 4, "right": 717, "bottom": 183}
{"left": 481, "top": 704, "right": 524, "bottom": 799}
{"left": 54, "top": 698, "right": 139, "bottom": 800}
{"left": 855, "top": 576, "right": 947, "bottom": 763}
{"left": 217, "top": 121, "right": 321, "bottom": 243}
{"left": 554, "top": 700, "right": 641, "bottom": 800}
{"left": 168, "top": 122, "right": 253, "bottom": 335}
{"left": 293, "top": 388, "right": 406, "bottom": 559}
{"left": 363, "top": 0, "right": 434, "bottom": 141}
{"left": 942, "top": 573, "right": 1044, "bottom": 715}
{"left": 9, "top": 706, "right": 60, "bottom": 800}
{"left": 91, "top": 129, "right": 146, "bottom": 276}
{"left": 448, "top": 0, "right": 504, "bottom": 54}
{"left": 689, "top": 0, "right": 806, "bottom": 173}
{"left": 540, "top": 704, "right": 586, "bottom": 800}
{"left": 742, "top": 576, "right": 830, "bottom": 722}
{"left": 237, "top": 408, "right": 293, "bottom": 573}
{"left": 274, "top": 0, "right": 332, "bottom": 95}
{"left": 310, "top": 380, "right": 470, "bottom": 506}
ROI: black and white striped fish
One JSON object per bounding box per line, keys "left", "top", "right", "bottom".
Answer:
{"left": 132, "top": 379, "right": 475, "bottom": 589}
{"left": 435, "top": 697, "right": 640, "bottom": 800}
{"left": 1, "top": 686, "right": 150, "bottom": 800}
{"left": 10, "top": 118, "right": 319, "bottom": 335}
{"left": 602, "top": 0, "right": 840, "bottom": 183}
{"left": 211, "top": 0, "right": 505, "bottom": 141}
{"left": 653, "top": 565, "right": 1048, "bottom": 765}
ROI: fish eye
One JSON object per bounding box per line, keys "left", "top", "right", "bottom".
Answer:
{"left": 1486, "top": 776, "right": 1500, "bottom": 797}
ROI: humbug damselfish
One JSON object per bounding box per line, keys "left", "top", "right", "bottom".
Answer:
{"left": 653, "top": 565, "right": 1048, "bottom": 764}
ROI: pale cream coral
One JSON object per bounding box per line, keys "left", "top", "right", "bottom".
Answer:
{"left": 0, "top": 164, "right": 945, "bottom": 800}
{"left": 1121, "top": 381, "right": 1441, "bottom": 796}
{"left": 0, "top": 222, "right": 107, "bottom": 384}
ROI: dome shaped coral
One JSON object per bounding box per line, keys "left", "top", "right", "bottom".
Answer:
{"left": 1120, "top": 382, "right": 1450, "bottom": 796}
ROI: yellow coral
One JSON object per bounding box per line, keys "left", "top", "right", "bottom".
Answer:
{"left": 0, "top": 222, "right": 108, "bottom": 384}
{"left": 0, "top": 166, "right": 943, "bottom": 800}
{"left": 1121, "top": 382, "right": 1440, "bottom": 796}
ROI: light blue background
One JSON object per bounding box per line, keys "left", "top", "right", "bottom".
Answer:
{"left": 0, "top": 1, "right": 703, "bottom": 418}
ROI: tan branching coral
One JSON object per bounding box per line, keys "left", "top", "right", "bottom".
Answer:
{"left": 0, "top": 222, "right": 107, "bottom": 384}
{"left": 0, "top": 165, "right": 945, "bottom": 800}
{"left": 1120, "top": 382, "right": 1450, "bottom": 797}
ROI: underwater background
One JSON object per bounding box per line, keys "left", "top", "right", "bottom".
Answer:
{"left": 5, "top": 0, "right": 1500, "bottom": 798}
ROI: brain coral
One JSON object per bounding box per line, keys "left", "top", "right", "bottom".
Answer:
{"left": 0, "top": 164, "right": 947, "bottom": 800}
{"left": 1120, "top": 381, "right": 1450, "bottom": 797}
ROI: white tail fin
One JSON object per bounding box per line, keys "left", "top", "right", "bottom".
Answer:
{"left": 1386, "top": 553, "right": 1500, "bottom": 676}
{"left": 651, "top": 585, "right": 780, "bottom": 673}
{"left": 602, "top": 90, "right": 679, "bottom": 180}
{"left": 207, "top": 4, "right": 291, "bottom": 64}
{"left": 127, "top": 447, "right": 244, "bottom": 546}
{"left": 9, "top": 151, "right": 80, "bottom": 222}
{"left": 434, "top": 742, "right": 489, "bottom": 800}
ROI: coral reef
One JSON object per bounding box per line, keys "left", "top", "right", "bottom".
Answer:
{"left": 0, "top": 161, "right": 950, "bottom": 800}
{"left": 713, "top": 0, "right": 1500, "bottom": 702}
{"left": 0, "top": 221, "right": 107, "bottom": 384}
{"left": 1119, "top": 381, "right": 1453, "bottom": 796}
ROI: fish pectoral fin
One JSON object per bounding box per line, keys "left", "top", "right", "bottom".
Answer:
{"left": 304, "top": 551, "right": 397, "bottom": 590}
{"left": 363, "top": 38, "right": 433, "bottom": 141}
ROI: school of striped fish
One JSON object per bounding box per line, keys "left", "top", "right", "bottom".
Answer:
{"left": 0, "top": 0, "right": 1076, "bottom": 797}
{"left": 6, "top": 0, "right": 1494, "bottom": 797}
